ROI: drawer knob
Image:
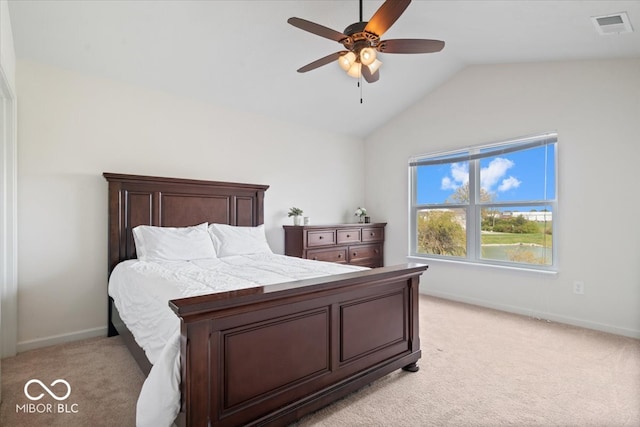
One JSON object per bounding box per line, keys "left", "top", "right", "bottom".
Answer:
{"left": 353, "top": 252, "right": 357, "bottom": 257}
{"left": 346, "top": 234, "right": 350, "bottom": 238}
{"left": 319, "top": 236, "right": 323, "bottom": 239}
{"left": 338, "top": 254, "right": 342, "bottom": 258}
{"left": 313, "top": 257, "right": 318, "bottom": 260}
{"left": 370, "top": 232, "right": 375, "bottom": 236}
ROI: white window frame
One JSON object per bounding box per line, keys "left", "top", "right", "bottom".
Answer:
{"left": 408, "top": 133, "right": 558, "bottom": 272}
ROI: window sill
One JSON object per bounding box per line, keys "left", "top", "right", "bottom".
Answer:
{"left": 407, "top": 255, "right": 558, "bottom": 276}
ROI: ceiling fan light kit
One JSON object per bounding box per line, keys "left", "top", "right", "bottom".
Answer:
{"left": 347, "top": 62, "right": 362, "bottom": 78}
{"left": 288, "top": 0, "right": 445, "bottom": 84}
{"left": 338, "top": 48, "right": 380, "bottom": 78}
{"left": 339, "top": 51, "right": 357, "bottom": 71}
{"left": 359, "top": 47, "right": 377, "bottom": 66}
{"left": 368, "top": 58, "right": 383, "bottom": 74}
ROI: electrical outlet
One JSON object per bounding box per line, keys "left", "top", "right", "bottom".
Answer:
{"left": 573, "top": 281, "right": 585, "bottom": 295}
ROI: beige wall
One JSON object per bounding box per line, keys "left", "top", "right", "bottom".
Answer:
{"left": 15, "top": 59, "right": 365, "bottom": 350}
{"left": 14, "top": 57, "right": 640, "bottom": 351}
{"left": 365, "top": 59, "right": 640, "bottom": 338}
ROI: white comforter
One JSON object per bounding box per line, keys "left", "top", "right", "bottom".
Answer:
{"left": 108, "top": 253, "right": 366, "bottom": 427}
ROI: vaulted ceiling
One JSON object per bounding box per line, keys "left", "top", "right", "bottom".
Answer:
{"left": 9, "top": 1, "right": 640, "bottom": 137}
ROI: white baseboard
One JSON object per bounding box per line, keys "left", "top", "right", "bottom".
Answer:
{"left": 16, "top": 326, "right": 108, "bottom": 354}
{"left": 422, "top": 290, "right": 640, "bottom": 339}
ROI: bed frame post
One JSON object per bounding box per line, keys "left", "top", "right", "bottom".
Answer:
{"left": 402, "top": 273, "right": 422, "bottom": 372}
{"left": 180, "top": 319, "right": 212, "bottom": 427}
{"left": 107, "top": 298, "right": 118, "bottom": 337}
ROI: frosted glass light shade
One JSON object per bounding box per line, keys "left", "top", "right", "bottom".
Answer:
{"left": 367, "top": 59, "right": 383, "bottom": 74}
{"left": 347, "top": 62, "right": 362, "bottom": 78}
{"left": 360, "top": 47, "right": 377, "bottom": 66}
{"left": 338, "top": 52, "right": 357, "bottom": 71}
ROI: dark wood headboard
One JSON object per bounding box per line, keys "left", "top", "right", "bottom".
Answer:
{"left": 103, "top": 173, "right": 269, "bottom": 275}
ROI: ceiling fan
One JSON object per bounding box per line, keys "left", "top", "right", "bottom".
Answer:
{"left": 287, "top": 0, "right": 445, "bottom": 83}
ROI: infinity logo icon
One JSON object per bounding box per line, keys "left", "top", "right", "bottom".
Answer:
{"left": 24, "top": 379, "right": 71, "bottom": 401}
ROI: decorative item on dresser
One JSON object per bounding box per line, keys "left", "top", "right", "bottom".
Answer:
{"left": 284, "top": 223, "right": 386, "bottom": 268}
{"left": 354, "top": 207, "right": 367, "bottom": 223}
{"left": 287, "top": 207, "right": 304, "bottom": 225}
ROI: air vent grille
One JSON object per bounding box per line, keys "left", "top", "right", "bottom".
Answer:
{"left": 591, "top": 12, "right": 633, "bottom": 35}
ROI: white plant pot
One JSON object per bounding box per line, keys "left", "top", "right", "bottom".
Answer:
{"left": 293, "top": 216, "right": 301, "bottom": 226}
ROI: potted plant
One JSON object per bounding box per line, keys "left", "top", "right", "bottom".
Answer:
{"left": 354, "top": 207, "right": 367, "bottom": 223}
{"left": 288, "top": 207, "right": 304, "bottom": 225}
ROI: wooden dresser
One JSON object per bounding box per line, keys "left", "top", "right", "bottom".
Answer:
{"left": 283, "top": 223, "right": 386, "bottom": 268}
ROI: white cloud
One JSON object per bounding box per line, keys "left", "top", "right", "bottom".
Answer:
{"left": 481, "top": 157, "right": 516, "bottom": 192}
{"left": 441, "top": 176, "right": 457, "bottom": 190}
{"left": 451, "top": 163, "right": 469, "bottom": 185}
{"left": 498, "top": 176, "right": 522, "bottom": 192}
{"left": 441, "top": 159, "right": 520, "bottom": 194}
{"left": 441, "top": 162, "right": 469, "bottom": 190}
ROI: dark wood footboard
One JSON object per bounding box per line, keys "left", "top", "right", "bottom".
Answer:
{"left": 170, "top": 263, "right": 428, "bottom": 427}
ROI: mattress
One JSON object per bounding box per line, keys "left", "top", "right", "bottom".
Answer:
{"left": 108, "top": 253, "right": 367, "bottom": 427}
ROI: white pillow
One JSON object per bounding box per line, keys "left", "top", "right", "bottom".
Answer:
{"left": 208, "top": 223, "right": 273, "bottom": 257}
{"left": 132, "top": 223, "right": 217, "bottom": 261}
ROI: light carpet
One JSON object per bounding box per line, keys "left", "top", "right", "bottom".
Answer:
{"left": 1, "top": 295, "right": 639, "bottom": 426}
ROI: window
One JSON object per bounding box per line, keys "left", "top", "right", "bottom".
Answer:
{"left": 409, "top": 133, "right": 557, "bottom": 270}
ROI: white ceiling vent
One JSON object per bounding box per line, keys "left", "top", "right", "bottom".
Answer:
{"left": 591, "top": 12, "right": 634, "bottom": 35}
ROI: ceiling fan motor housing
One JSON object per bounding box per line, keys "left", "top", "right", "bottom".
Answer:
{"left": 342, "top": 22, "right": 380, "bottom": 53}
{"left": 344, "top": 21, "right": 368, "bottom": 35}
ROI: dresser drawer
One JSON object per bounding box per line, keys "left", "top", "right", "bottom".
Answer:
{"left": 337, "top": 228, "right": 361, "bottom": 244}
{"left": 350, "top": 258, "right": 384, "bottom": 268}
{"left": 284, "top": 223, "right": 386, "bottom": 268}
{"left": 306, "top": 230, "right": 336, "bottom": 247}
{"left": 307, "top": 248, "right": 347, "bottom": 263}
{"left": 348, "top": 244, "right": 382, "bottom": 263}
{"left": 361, "top": 227, "right": 384, "bottom": 242}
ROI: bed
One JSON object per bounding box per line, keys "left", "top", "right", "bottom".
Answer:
{"left": 104, "top": 172, "right": 428, "bottom": 427}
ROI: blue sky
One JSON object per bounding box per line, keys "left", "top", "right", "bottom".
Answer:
{"left": 416, "top": 145, "right": 556, "bottom": 205}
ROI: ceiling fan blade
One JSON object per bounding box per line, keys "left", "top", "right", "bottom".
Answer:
{"left": 361, "top": 65, "right": 380, "bottom": 83}
{"left": 378, "top": 39, "right": 445, "bottom": 54}
{"left": 297, "top": 51, "right": 346, "bottom": 73}
{"left": 287, "top": 17, "right": 347, "bottom": 43}
{"left": 364, "top": 0, "right": 411, "bottom": 37}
